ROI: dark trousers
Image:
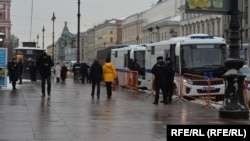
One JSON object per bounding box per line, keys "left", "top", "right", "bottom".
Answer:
{"left": 91, "top": 80, "right": 100, "bottom": 97}
{"left": 56, "top": 77, "right": 60, "bottom": 83}
{"left": 81, "top": 72, "right": 88, "bottom": 83}
{"left": 61, "top": 77, "right": 66, "bottom": 83}
{"left": 154, "top": 81, "right": 168, "bottom": 103}
{"left": 166, "top": 82, "right": 174, "bottom": 102}
{"left": 41, "top": 74, "right": 51, "bottom": 95}
{"left": 30, "top": 73, "right": 37, "bottom": 82}
{"left": 18, "top": 74, "right": 22, "bottom": 84}
{"left": 105, "top": 82, "right": 112, "bottom": 98}
{"left": 12, "top": 80, "right": 16, "bottom": 89}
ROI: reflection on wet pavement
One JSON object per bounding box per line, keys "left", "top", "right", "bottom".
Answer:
{"left": 0, "top": 78, "right": 249, "bottom": 141}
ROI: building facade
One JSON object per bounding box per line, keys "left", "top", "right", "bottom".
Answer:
{"left": 83, "top": 19, "right": 122, "bottom": 61}
{"left": 0, "top": 0, "right": 13, "bottom": 59}
{"left": 27, "top": 0, "right": 250, "bottom": 65}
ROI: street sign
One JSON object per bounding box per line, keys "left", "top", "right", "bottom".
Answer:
{"left": 0, "top": 48, "right": 7, "bottom": 87}
{"left": 185, "top": 0, "right": 230, "bottom": 14}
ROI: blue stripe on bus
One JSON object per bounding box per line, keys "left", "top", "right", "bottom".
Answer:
{"left": 145, "top": 69, "right": 151, "bottom": 73}
{"left": 116, "top": 69, "right": 129, "bottom": 72}
{"left": 116, "top": 68, "right": 152, "bottom": 73}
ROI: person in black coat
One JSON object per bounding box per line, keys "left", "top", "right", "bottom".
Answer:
{"left": 29, "top": 61, "right": 37, "bottom": 82}
{"left": 9, "top": 58, "right": 19, "bottom": 90}
{"left": 151, "top": 56, "right": 168, "bottom": 105}
{"left": 89, "top": 57, "right": 103, "bottom": 99}
{"left": 165, "top": 57, "right": 175, "bottom": 103}
{"left": 60, "top": 63, "right": 68, "bottom": 83}
{"left": 17, "top": 58, "right": 23, "bottom": 84}
{"left": 80, "top": 62, "right": 89, "bottom": 84}
{"left": 36, "top": 52, "right": 54, "bottom": 97}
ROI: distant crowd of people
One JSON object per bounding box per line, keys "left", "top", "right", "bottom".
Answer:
{"left": 71, "top": 57, "right": 117, "bottom": 99}
{"left": 6, "top": 52, "right": 175, "bottom": 104}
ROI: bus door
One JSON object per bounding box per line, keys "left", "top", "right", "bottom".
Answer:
{"left": 164, "top": 50, "right": 170, "bottom": 60}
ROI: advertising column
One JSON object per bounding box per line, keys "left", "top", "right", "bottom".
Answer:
{"left": 0, "top": 48, "right": 7, "bottom": 87}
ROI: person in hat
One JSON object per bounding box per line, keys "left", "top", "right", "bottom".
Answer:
{"left": 151, "top": 56, "right": 168, "bottom": 105}
{"left": 165, "top": 57, "right": 175, "bottom": 103}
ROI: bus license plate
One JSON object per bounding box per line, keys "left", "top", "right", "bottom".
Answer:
{"left": 202, "top": 87, "right": 215, "bottom": 90}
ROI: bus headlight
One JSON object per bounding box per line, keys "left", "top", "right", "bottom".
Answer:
{"left": 183, "top": 78, "right": 193, "bottom": 85}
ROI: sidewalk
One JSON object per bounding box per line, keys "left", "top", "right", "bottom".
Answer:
{"left": 0, "top": 77, "right": 249, "bottom": 141}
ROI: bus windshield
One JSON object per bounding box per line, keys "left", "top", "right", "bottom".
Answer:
{"left": 181, "top": 44, "right": 227, "bottom": 68}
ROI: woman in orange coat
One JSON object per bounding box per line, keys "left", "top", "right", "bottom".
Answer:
{"left": 102, "top": 57, "right": 117, "bottom": 99}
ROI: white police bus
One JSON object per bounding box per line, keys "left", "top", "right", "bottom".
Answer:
{"left": 142, "top": 34, "right": 228, "bottom": 99}
{"left": 111, "top": 44, "right": 146, "bottom": 88}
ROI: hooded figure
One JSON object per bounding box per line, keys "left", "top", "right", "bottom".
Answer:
{"left": 102, "top": 58, "right": 117, "bottom": 82}
{"left": 102, "top": 57, "right": 117, "bottom": 99}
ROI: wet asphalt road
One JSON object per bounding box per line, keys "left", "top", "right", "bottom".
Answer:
{"left": 0, "top": 77, "right": 249, "bottom": 141}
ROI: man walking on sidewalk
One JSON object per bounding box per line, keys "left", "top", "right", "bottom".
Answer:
{"left": 36, "top": 52, "right": 54, "bottom": 97}
{"left": 17, "top": 58, "right": 23, "bottom": 84}
{"left": 89, "top": 57, "right": 103, "bottom": 99}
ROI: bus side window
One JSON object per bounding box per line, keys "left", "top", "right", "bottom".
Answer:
{"left": 115, "top": 51, "right": 118, "bottom": 58}
{"left": 175, "top": 56, "right": 180, "bottom": 73}
{"left": 151, "top": 46, "right": 155, "bottom": 55}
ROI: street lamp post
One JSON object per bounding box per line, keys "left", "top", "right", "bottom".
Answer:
{"left": 37, "top": 34, "right": 39, "bottom": 48}
{"left": 52, "top": 12, "right": 56, "bottom": 61}
{"left": 42, "top": 26, "right": 45, "bottom": 50}
{"left": 219, "top": 0, "right": 249, "bottom": 119}
{"left": 77, "top": 0, "right": 81, "bottom": 64}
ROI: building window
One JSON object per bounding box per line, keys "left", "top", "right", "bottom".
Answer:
{"left": 0, "top": 13, "right": 3, "bottom": 20}
{"left": 110, "top": 37, "right": 113, "bottom": 42}
{"left": 189, "top": 25, "right": 191, "bottom": 34}
{"left": 212, "top": 22, "right": 214, "bottom": 35}
{"left": 202, "top": 22, "right": 205, "bottom": 33}
{"left": 207, "top": 22, "right": 210, "bottom": 34}
{"left": 245, "top": 29, "right": 248, "bottom": 39}
{"left": 217, "top": 19, "right": 220, "bottom": 36}
{"left": 245, "top": 6, "right": 248, "bottom": 25}
{"left": 193, "top": 24, "right": 195, "bottom": 33}
{"left": 197, "top": 22, "right": 200, "bottom": 33}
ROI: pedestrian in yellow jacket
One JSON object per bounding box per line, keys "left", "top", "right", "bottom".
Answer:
{"left": 102, "top": 57, "right": 117, "bottom": 99}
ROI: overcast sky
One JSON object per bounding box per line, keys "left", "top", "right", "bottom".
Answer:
{"left": 11, "top": 0, "right": 156, "bottom": 48}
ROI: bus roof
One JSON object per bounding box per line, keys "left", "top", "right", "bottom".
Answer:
{"left": 111, "top": 44, "right": 146, "bottom": 51}
{"left": 169, "top": 34, "right": 226, "bottom": 44}
{"left": 14, "top": 47, "right": 45, "bottom": 51}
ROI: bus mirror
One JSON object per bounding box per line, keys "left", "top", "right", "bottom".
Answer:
{"left": 175, "top": 42, "right": 180, "bottom": 56}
